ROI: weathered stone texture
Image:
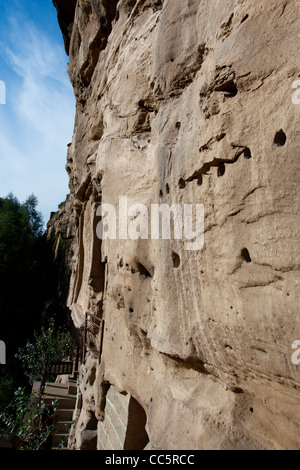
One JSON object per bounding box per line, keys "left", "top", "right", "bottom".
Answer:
{"left": 52, "top": 0, "right": 300, "bottom": 450}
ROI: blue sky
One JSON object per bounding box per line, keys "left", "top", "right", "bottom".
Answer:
{"left": 0, "top": 0, "right": 75, "bottom": 225}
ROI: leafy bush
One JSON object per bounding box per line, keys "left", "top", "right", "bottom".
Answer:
{"left": 0, "top": 387, "right": 57, "bottom": 450}
{"left": 16, "top": 319, "right": 71, "bottom": 384}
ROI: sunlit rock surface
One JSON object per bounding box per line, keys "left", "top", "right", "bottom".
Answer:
{"left": 51, "top": 0, "right": 300, "bottom": 450}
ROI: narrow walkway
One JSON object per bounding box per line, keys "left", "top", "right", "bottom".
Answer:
{"left": 32, "top": 378, "right": 77, "bottom": 450}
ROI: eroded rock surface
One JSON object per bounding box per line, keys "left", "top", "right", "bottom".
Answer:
{"left": 52, "top": 0, "right": 300, "bottom": 450}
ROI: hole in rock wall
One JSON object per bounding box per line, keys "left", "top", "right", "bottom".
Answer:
{"left": 217, "top": 163, "right": 226, "bottom": 177}
{"left": 172, "top": 252, "right": 181, "bottom": 269}
{"left": 274, "top": 129, "right": 287, "bottom": 147}
{"left": 241, "top": 248, "right": 252, "bottom": 263}
{"left": 241, "top": 14, "right": 249, "bottom": 23}
{"left": 138, "top": 99, "right": 155, "bottom": 113}
{"left": 179, "top": 178, "right": 186, "bottom": 189}
{"left": 89, "top": 367, "right": 97, "bottom": 386}
{"left": 136, "top": 262, "right": 153, "bottom": 278}
{"left": 243, "top": 147, "right": 252, "bottom": 159}
{"left": 86, "top": 411, "right": 98, "bottom": 431}
{"left": 215, "top": 79, "right": 238, "bottom": 97}
{"left": 124, "top": 397, "right": 149, "bottom": 450}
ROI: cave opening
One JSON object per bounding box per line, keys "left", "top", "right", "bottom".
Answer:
{"left": 124, "top": 397, "right": 149, "bottom": 450}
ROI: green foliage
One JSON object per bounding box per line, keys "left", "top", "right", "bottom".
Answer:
{"left": 0, "top": 193, "right": 46, "bottom": 341}
{"left": 0, "top": 194, "right": 49, "bottom": 403}
{"left": 0, "top": 191, "right": 73, "bottom": 450}
{"left": 16, "top": 319, "right": 71, "bottom": 383}
{"left": 0, "top": 193, "right": 43, "bottom": 274}
{"left": 0, "top": 371, "right": 15, "bottom": 407}
{"left": 0, "top": 192, "right": 70, "bottom": 411}
{"left": 0, "top": 387, "right": 57, "bottom": 450}
{"left": 20, "top": 194, "right": 44, "bottom": 238}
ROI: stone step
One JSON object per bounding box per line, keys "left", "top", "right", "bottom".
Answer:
{"left": 33, "top": 381, "right": 77, "bottom": 397}
{"left": 32, "top": 382, "right": 69, "bottom": 398}
{"left": 54, "top": 421, "right": 74, "bottom": 434}
{"left": 68, "top": 382, "right": 77, "bottom": 396}
{"left": 45, "top": 396, "right": 76, "bottom": 409}
{"left": 54, "top": 408, "right": 74, "bottom": 422}
{"left": 32, "top": 380, "right": 77, "bottom": 451}
{"left": 46, "top": 384, "right": 75, "bottom": 397}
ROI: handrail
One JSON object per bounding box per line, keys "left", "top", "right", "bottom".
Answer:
{"left": 82, "top": 312, "right": 105, "bottom": 364}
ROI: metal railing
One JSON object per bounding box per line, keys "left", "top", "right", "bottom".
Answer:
{"left": 81, "top": 312, "right": 105, "bottom": 364}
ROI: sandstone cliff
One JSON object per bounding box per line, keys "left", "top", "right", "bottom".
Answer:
{"left": 51, "top": 0, "right": 300, "bottom": 450}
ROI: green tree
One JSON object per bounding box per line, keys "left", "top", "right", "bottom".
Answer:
{"left": 16, "top": 319, "right": 71, "bottom": 384}
{"left": 0, "top": 192, "right": 72, "bottom": 420}
{"left": 20, "top": 194, "right": 44, "bottom": 238}
{"left": 0, "top": 193, "right": 52, "bottom": 407}
{"left": 0, "top": 387, "right": 57, "bottom": 450}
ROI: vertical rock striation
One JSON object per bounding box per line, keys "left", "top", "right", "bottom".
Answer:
{"left": 52, "top": 0, "right": 300, "bottom": 450}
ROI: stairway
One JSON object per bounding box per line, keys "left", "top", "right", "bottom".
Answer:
{"left": 32, "top": 378, "right": 77, "bottom": 450}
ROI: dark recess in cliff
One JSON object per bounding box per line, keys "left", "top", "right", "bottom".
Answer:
{"left": 52, "top": 0, "right": 77, "bottom": 55}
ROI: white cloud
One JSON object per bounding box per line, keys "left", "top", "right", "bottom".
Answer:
{"left": 0, "top": 13, "right": 75, "bottom": 224}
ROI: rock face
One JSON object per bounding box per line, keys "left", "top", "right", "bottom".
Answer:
{"left": 52, "top": 0, "right": 300, "bottom": 450}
